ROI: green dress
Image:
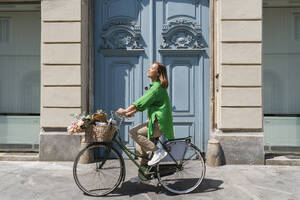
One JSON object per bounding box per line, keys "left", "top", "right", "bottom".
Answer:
{"left": 133, "top": 81, "right": 175, "bottom": 140}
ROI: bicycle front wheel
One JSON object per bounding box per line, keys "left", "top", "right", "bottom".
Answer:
{"left": 157, "top": 143, "right": 206, "bottom": 194}
{"left": 73, "top": 143, "right": 124, "bottom": 196}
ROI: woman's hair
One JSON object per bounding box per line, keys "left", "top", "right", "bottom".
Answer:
{"left": 153, "top": 61, "right": 169, "bottom": 88}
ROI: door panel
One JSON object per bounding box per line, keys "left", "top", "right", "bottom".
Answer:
{"left": 104, "top": 57, "right": 141, "bottom": 149}
{"left": 94, "top": 0, "right": 209, "bottom": 151}
{"left": 169, "top": 61, "right": 194, "bottom": 115}
{"left": 94, "top": 0, "right": 146, "bottom": 150}
{"left": 166, "top": 0, "right": 196, "bottom": 19}
{"left": 164, "top": 56, "right": 203, "bottom": 148}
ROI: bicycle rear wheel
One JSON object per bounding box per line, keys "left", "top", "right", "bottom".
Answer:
{"left": 157, "top": 143, "right": 205, "bottom": 194}
{"left": 73, "top": 143, "right": 124, "bottom": 196}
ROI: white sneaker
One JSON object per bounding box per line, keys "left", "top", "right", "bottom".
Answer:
{"left": 129, "top": 176, "right": 141, "bottom": 183}
{"left": 147, "top": 148, "right": 167, "bottom": 166}
{"left": 129, "top": 176, "right": 151, "bottom": 184}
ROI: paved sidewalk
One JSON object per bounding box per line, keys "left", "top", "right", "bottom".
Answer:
{"left": 0, "top": 161, "right": 299, "bottom": 200}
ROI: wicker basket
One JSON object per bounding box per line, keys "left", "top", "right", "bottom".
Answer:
{"left": 84, "top": 123, "right": 116, "bottom": 143}
{"left": 79, "top": 124, "right": 116, "bottom": 164}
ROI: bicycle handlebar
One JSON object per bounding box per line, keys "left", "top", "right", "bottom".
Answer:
{"left": 111, "top": 111, "right": 124, "bottom": 131}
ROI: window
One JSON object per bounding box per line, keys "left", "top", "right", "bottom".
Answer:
{"left": 0, "top": 17, "right": 10, "bottom": 43}
{"left": 0, "top": 3, "right": 40, "bottom": 151}
{"left": 263, "top": 5, "right": 300, "bottom": 151}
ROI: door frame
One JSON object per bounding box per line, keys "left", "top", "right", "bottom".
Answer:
{"left": 83, "top": 0, "right": 216, "bottom": 151}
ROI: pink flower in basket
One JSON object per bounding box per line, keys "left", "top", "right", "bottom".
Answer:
{"left": 68, "top": 114, "right": 91, "bottom": 134}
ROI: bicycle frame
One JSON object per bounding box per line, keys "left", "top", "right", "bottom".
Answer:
{"left": 114, "top": 125, "right": 186, "bottom": 169}
{"left": 112, "top": 117, "right": 184, "bottom": 166}
{"left": 99, "top": 114, "right": 193, "bottom": 180}
{"left": 113, "top": 128, "right": 145, "bottom": 168}
{"left": 102, "top": 115, "right": 155, "bottom": 179}
{"left": 110, "top": 128, "right": 182, "bottom": 180}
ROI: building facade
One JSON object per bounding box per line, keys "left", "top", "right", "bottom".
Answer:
{"left": 0, "top": 0, "right": 299, "bottom": 164}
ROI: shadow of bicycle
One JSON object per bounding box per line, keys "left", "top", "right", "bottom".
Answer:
{"left": 109, "top": 178, "right": 224, "bottom": 197}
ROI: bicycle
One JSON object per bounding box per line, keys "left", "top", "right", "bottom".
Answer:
{"left": 73, "top": 112, "right": 206, "bottom": 196}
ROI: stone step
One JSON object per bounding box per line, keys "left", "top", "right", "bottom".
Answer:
{"left": 0, "top": 152, "right": 39, "bottom": 161}
{"left": 266, "top": 155, "right": 300, "bottom": 166}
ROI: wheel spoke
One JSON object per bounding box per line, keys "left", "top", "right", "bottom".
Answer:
{"left": 101, "top": 166, "right": 121, "bottom": 170}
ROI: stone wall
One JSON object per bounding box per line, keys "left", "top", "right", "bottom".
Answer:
{"left": 213, "top": 0, "right": 264, "bottom": 164}
{"left": 39, "top": 0, "right": 88, "bottom": 161}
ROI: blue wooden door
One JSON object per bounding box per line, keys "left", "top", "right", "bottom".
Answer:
{"left": 94, "top": 0, "right": 209, "bottom": 151}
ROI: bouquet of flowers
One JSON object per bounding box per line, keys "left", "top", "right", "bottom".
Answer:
{"left": 67, "top": 109, "right": 107, "bottom": 134}
{"left": 67, "top": 113, "right": 91, "bottom": 134}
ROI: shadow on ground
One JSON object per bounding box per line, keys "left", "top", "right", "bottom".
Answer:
{"left": 107, "top": 178, "right": 224, "bottom": 197}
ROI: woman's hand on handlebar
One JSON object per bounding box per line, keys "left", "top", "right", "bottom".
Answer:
{"left": 116, "top": 108, "right": 126, "bottom": 116}
{"left": 125, "top": 110, "right": 135, "bottom": 118}
{"left": 116, "top": 105, "right": 138, "bottom": 118}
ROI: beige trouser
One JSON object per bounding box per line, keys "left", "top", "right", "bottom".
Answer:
{"left": 129, "top": 120, "right": 163, "bottom": 166}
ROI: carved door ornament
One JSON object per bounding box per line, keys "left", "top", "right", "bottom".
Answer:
{"left": 160, "top": 18, "right": 204, "bottom": 50}
{"left": 101, "top": 23, "right": 143, "bottom": 50}
{"left": 100, "top": 0, "right": 144, "bottom": 50}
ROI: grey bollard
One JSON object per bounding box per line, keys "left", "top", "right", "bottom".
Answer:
{"left": 206, "top": 138, "right": 224, "bottom": 166}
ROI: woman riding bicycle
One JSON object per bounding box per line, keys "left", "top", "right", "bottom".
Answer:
{"left": 116, "top": 62, "right": 174, "bottom": 167}
{"left": 74, "top": 64, "right": 205, "bottom": 194}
